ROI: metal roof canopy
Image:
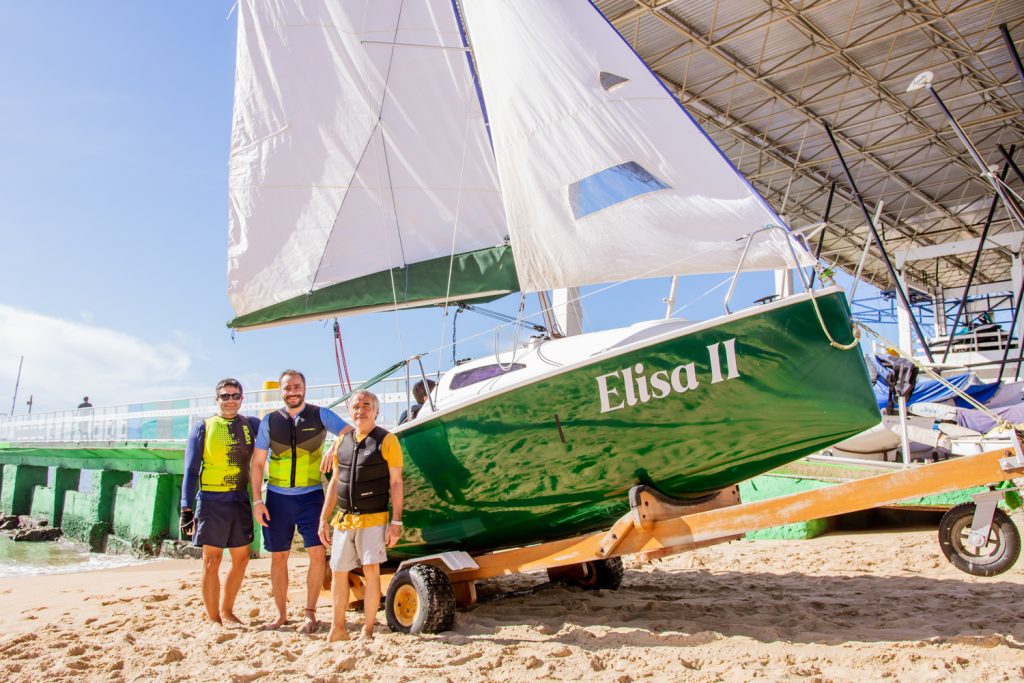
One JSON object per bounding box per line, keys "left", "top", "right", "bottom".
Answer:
{"left": 593, "top": 0, "right": 1024, "bottom": 307}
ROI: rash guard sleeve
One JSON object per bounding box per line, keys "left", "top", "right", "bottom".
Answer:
{"left": 319, "top": 406, "right": 351, "bottom": 435}
{"left": 254, "top": 414, "right": 271, "bottom": 451}
{"left": 181, "top": 421, "right": 206, "bottom": 510}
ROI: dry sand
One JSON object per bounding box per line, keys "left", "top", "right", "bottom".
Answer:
{"left": 1, "top": 529, "right": 1023, "bottom": 682}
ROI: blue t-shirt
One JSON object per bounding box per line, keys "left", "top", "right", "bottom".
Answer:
{"left": 255, "top": 405, "right": 350, "bottom": 496}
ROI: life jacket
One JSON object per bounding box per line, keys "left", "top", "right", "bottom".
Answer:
{"left": 266, "top": 404, "right": 326, "bottom": 488}
{"left": 335, "top": 426, "right": 391, "bottom": 514}
{"left": 200, "top": 415, "right": 255, "bottom": 493}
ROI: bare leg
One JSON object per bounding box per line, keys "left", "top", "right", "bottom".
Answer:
{"left": 359, "top": 563, "right": 381, "bottom": 640}
{"left": 327, "top": 569, "right": 350, "bottom": 642}
{"left": 301, "top": 545, "right": 326, "bottom": 634}
{"left": 263, "top": 550, "right": 290, "bottom": 629}
{"left": 220, "top": 546, "right": 250, "bottom": 623}
{"left": 201, "top": 546, "right": 224, "bottom": 625}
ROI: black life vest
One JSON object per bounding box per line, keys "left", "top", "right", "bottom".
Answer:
{"left": 335, "top": 425, "right": 391, "bottom": 514}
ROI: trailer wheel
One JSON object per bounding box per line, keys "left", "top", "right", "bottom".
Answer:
{"left": 938, "top": 502, "right": 1020, "bottom": 577}
{"left": 550, "top": 557, "right": 624, "bottom": 590}
{"left": 385, "top": 564, "right": 456, "bottom": 634}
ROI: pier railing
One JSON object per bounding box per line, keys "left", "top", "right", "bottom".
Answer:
{"left": 0, "top": 379, "right": 410, "bottom": 447}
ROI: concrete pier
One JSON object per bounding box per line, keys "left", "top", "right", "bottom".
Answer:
{"left": 29, "top": 467, "right": 81, "bottom": 526}
{"left": 1, "top": 464, "right": 48, "bottom": 516}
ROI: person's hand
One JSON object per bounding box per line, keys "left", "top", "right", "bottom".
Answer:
{"left": 179, "top": 509, "right": 195, "bottom": 538}
{"left": 320, "top": 443, "right": 338, "bottom": 474}
{"left": 318, "top": 519, "right": 333, "bottom": 547}
{"left": 254, "top": 500, "right": 270, "bottom": 527}
{"left": 385, "top": 522, "right": 401, "bottom": 547}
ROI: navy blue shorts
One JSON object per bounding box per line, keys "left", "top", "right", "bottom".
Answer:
{"left": 263, "top": 489, "right": 325, "bottom": 552}
{"left": 193, "top": 497, "right": 254, "bottom": 549}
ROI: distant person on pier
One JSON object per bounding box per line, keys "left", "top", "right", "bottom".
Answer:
{"left": 319, "top": 389, "right": 404, "bottom": 641}
{"left": 397, "top": 379, "right": 436, "bottom": 424}
{"left": 76, "top": 396, "right": 94, "bottom": 440}
{"left": 250, "top": 369, "right": 353, "bottom": 633}
{"left": 180, "top": 378, "right": 261, "bottom": 626}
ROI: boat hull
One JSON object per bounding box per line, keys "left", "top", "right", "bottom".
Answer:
{"left": 391, "top": 291, "right": 879, "bottom": 560}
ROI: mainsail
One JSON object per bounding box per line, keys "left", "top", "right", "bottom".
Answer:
{"left": 227, "top": 1, "right": 515, "bottom": 329}
{"left": 227, "top": 0, "right": 812, "bottom": 330}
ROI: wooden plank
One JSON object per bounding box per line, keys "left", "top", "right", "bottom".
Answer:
{"left": 447, "top": 447, "right": 1021, "bottom": 584}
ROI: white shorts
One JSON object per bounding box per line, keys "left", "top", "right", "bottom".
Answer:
{"left": 329, "top": 525, "right": 387, "bottom": 572}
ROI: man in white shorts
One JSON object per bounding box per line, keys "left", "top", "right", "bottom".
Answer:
{"left": 318, "top": 390, "right": 403, "bottom": 641}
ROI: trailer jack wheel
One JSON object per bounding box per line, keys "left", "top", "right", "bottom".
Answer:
{"left": 548, "top": 557, "right": 624, "bottom": 590}
{"left": 938, "top": 502, "right": 1021, "bottom": 577}
{"left": 385, "top": 564, "right": 456, "bottom": 634}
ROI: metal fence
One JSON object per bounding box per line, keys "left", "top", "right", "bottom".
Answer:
{"left": 0, "top": 380, "right": 410, "bottom": 446}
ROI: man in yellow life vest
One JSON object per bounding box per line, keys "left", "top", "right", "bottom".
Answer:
{"left": 250, "top": 369, "right": 353, "bottom": 633}
{"left": 318, "top": 389, "right": 404, "bottom": 641}
{"left": 180, "top": 378, "right": 261, "bottom": 626}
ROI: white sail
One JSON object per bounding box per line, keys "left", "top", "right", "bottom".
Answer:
{"left": 228, "top": 0, "right": 513, "bottom": 328}
{"left": 460, "top": 0, "right": 811, "bottom": 293}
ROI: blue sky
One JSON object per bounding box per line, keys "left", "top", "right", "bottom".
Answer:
{"left": 0, "top": 2, "right": 835, "bottom": 415}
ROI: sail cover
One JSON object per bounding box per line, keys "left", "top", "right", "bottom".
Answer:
{"left": 227, "top": 0, "right": 516, "bottom": 329}
{"left": 460, "top": 0, "right": 812, "bottom": 292}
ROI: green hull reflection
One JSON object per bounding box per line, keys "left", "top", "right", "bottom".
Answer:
{"left": 391, "top": 292, "right": 879, "bottom": 560}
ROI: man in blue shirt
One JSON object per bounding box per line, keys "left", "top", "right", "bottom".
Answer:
{"left": 250, "top": 369, "right": 353, "bottom": 633}
{"left": 180, "top": 378, "right": 261, "bottom": 626}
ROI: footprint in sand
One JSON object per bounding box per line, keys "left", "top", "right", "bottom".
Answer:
{"left": 215, "top": 632, "right": 238, "bottom": 645}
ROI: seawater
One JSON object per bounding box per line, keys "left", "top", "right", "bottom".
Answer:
{"left": 0, "top": 536, "right": 154, "bottom": 578}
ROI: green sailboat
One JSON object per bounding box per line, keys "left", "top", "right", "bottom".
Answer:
{"left": 226, "top": 0, "right": 880, "bottom": 561}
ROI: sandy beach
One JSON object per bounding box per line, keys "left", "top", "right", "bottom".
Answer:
{"left": 1, "top": 529, "right": 1022, "bottom": 682}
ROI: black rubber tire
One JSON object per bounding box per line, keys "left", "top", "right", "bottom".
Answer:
{"left": 384, "top": 564, "right": 457, "bottom": 634}
{"left": 938, "top": 502, "right": 1021, "bottom": 577}
{"left": 551, "top": 557, "right": 625, "bottom": 590}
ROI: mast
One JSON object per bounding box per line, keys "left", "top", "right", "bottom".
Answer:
{"left": 9, "top": 355, "right": 23, "bottom": 416}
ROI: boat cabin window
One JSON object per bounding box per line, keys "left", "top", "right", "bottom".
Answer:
{"left": 568, "top": 161, "right": 669, "bottom": 219}
{"left": 450, "top": 363, "right": 526, "bottom": 390}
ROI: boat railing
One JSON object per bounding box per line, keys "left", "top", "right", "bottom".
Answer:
{"left": 926, "top": 325, "right": 1016, "bottom": 354}
{"left": 724, "top": 225, "right": 811, "bottom": 315}
{"left": 0, "top": 379, "right": 409, "bottom": 446}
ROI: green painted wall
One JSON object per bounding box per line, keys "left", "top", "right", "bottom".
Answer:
{"left": 0, "top": 464, "right": 47, "bottom": 516}
{"left": 62, "top": 471, "right": 132, "bottom": 551}
{"left": 740, "top": 475, "right": 832, "bottom": 540}
{"left": 0, "top": 446, "right": 184, "bottom": 474}
{"left": 112, "top": 474, "right": 172, "bottom": 538}
{"left": 29, "top": 468, "right": 80, "bottom": 526}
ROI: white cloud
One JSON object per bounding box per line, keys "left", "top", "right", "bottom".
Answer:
{"left": 0, "top": 304, "right": 199, "bottom": 414}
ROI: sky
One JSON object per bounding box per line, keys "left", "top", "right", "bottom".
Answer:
{"left": 0, "top": 2, "right": 850, "bottom": 415}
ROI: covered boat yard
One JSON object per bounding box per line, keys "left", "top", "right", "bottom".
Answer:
{"left": 592, "top": 0, "right": 1024, "bottom": 361}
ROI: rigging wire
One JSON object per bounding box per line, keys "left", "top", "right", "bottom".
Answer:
{"left": 856, "top": 321, "right": 1017, "bottom": 431}
{"left": 332, "top": 319, "right": 354, "bottom": 396}
{"left": 434, "top": 64, "right": 479, "bottom": 384}
{"left": 420, "top": 234, "right": 805, "bottom": 368}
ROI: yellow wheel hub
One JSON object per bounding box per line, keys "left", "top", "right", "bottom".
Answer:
{"left": 392, "top": 584, "right": 420, "bottom": 628}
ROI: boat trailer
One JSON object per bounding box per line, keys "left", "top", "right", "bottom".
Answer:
{"left": 348, "top": 440, "right": 1024, "bottom": 633}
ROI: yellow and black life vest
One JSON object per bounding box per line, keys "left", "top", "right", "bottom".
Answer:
{"left": 266, "top": 404, "right": 326, "bottom": 488}
{"left": 200, "top": 415, "right": 255, "bottom": 493}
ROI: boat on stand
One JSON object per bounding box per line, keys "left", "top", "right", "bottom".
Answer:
{"left": 226, "top": 0, "right": 881, "bottom": 629}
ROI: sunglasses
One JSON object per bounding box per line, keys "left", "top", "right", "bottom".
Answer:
{"left": 217, "top": 392, "right": 243, "bottom": 401}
